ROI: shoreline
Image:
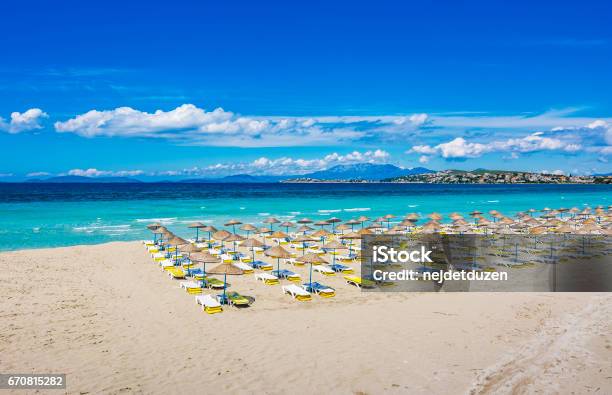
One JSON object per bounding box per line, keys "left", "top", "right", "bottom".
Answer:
{"left": 1, "top": 241, "right": 610, "bottom": 394}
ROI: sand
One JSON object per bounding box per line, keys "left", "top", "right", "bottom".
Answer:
{"left": 1, "top": 241, "right": 611, "bottom": 394}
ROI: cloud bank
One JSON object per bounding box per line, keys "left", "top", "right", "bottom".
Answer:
{"left": 0, "top": 108, "right": 48, "bottom": 133}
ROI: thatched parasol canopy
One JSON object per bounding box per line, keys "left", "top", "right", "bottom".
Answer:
{"left": 146, "top": 222, "right": 162, "bottom": 230}
{"left": 263, "top": 217, "right": 280, "bottom": 224}
{"left": 240, "top": 223, "right": 258, "bottom": 232}
{"left": 190, "top": 251, "right": 221, "bottom": 263}
{"left": 297, "top": 252, "right": 328, "bottom": 265}
{"left": 241, "top": 238, "right": 264, "bottom": 248}
{"left": 297, "top": 218, "right": 313, "bottom": 224}
{"left": 322, "top": 240, "right": 346, "bottom": 249}
{"left": 201, "top": 225, "right": 218, "bottom": 233}
{"left": 224, "top": 219, "right": 242, "bottom": 226}
{"left": 167, "top": 235, "right": 188, "bottom": 245}
{"left": 212, "top": 230, "right": 231, "bottom": 240}
{"left": 180, "top": 243, "right": 202, "bottom": 253}
{"left": 188, "top": 222, "right": 206, "bottom": 228}
{"left": 293, "top": 234, "right": 316, "bottom": 242}
{"left": 264, "top": 245, "right": 292, "bottom": 259}
{"left": 340, "top": 232, "right": 361, "bottom": 240}
{"left": 225, "top": 233, "right": 245, "bottom": 242}
{"left": 327, "top": 217, "right": 342, "bottom": 223}
{"left": 269, "top": 230, "right": 289, "bottom": 239}
{"left": 311, "top": 229, "right": 331, "bottom": 238}
{"left": 207, "top": 262, "right": 244, "bottom": 275}
{"left": 297, "top": 225, "right": 314, "bottom": 232}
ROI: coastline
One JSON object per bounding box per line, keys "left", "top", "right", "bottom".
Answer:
{"left": 1, "top": 241, "right": 610, "bottom": 394}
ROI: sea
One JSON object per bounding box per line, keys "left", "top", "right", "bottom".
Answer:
{"left": 0, "top": 183, "right": 611, "bottom": 251}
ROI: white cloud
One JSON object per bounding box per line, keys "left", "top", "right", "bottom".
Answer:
{"left": 153, "top": 149, "right": 392, "bottom": 177}
{"left": 0, "top": 108, "right": 48, "bottom": 133}
{"left": 418, "top": 155, "right": 429, "bottom": 164}
{"left": 409, "top": 133, "right": 583, "bottom": 159}
{"left": 53, "top": 104, "right": 434, "bottom": 147}
{"left": 26, "top": 171, "right": 51, "bottom": 177}
{"left": 66, "top": 168, "right": 144, "bottom": 177}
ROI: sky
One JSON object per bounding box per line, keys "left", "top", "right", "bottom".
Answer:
{"left": 0, "top": 0, "right": 611, "bottom": 180}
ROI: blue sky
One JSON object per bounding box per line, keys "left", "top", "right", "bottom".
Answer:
{"left": 1, "top": 0, "right": 611, "bottom": 179}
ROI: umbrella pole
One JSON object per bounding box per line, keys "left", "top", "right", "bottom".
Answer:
{"left": 196, "top": 228, "right": 199, "bottom": 242}
{"left": 309, "top": 263, "right": 313, "bottom": 286}
{"left": 223, "top": 272, "right": 227, "bottom": 304}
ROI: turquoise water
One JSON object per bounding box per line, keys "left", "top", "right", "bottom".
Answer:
{"left": 0, "top": 183, "right": 610, "bottom": 251}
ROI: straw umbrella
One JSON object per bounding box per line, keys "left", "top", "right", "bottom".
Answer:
{"left": 297, "top": 217, "right": 313, "bottom": 225}
{"left": 167, "top": 235, "right": 188, "bottom": 262}
{"left": 256, "top": 227, "right": 272, "bottom": 247}
{"left": 340, "top": 231, "right": 361, "bottom": 255}
{"left": 311, "top": 228, "right": 331, "bottom": 242}
{"left": 269, "top": 230, "right": 289, "bottom": 243}
{"left": 188, "top": 222, "right": 206, "bottom": 242}
{"left": 212, "top": 230, "right": 231, "bottom": 249}
{"left": 225, "top": 233, "right": 245, "bottom": 254}
{"left": 297, "top": 225, "right": 313, "bottom": 234}
{"left": 322, "top": 239, "right": 347, "bottom": 265}
{"left": 190, "top": 251, "right": 220, "bottom": 285}
{"left": 356, "top": 215, "right": 370, "bottom": 229}
{"left": 279, "top": 221, "right": 296, "bottom": 233}
{"left": 241, "top": 238, "right": 263, "bottom": 261}
{"left": 314, "top": 220, "right": 330, "bottom": 229}
{"left": 207, "top": 260, "right": 244, "bottom": 303}
{"left": 297, "top": 252, "right": 329, "bottom": 286}
{"left": 239, "top": 223, "right": 257, "bottom": 238}
{"left": 345, "top": 219, "right": 360, "bottom": 231}
{"left": 263, "top": 217, "right": 280, "bottom": 230}
{"left": 293, "top": 234, "right": 316, "bottom": 255}
{"left": 357, "top": 228, "right": 373, "bottom": 236}
{"left": 335, "top": 223, "right": 350, "bottom": 234}
{"left": 264, "top": 245, "right": 292, "bottom": 275}
{"left": 198, "top": 225, "right": 217, "bottom": 247}
{"left": 224, "top": 219, "right": 242, "bottom": 234}
{"left": 327, "top": 217, "right": 342, "bottom": 232}
{"left": 428, "top": 212, "right": 442, "bottom": 222}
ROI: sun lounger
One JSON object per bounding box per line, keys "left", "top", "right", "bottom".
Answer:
{"left": 329, "top": 263, "right": 354, "bottom": 274}
{"left": 285, "top": 258, "right": 304, "bottom": 266}
{"left": 240, "top": 255, "right": 253, "bottom": 263}
{"left": 195, "top": 294, "right": 223, "bottom": 314}
{"left": 202, "top": 277, "right": 227, "bottom": 289}
{"left": 338, "top": 254, "right": 357, "bottom": 262}
{"left": 233, "top": 262, "right": 254, "bottom": 274}
{"left": 167, "top": 267, "right": 186, "bottom": 279}
{"left": 153, "top": 252, "right": 166, "bottom": 261}
{"left": 272, "top": 269, "right": 301, "bottom": 282}
{"left": 160, "top": 260, "right": 175, "bottom": 269}
{"left": 344, "top": 275, "right": 375, "bottom": 288}
{"left": 251, "top": 260, "right": 273, "bottom": 270}
{"left": 208, "top": 248, "right": 221, "bottom": 256}
{"left": 180, "top": 281, "right": 203, "bottom": 294}
{"left": 313, "top": 265, "right": 335, "bottom": 276}
{"left": 282, "top": 284, "right": 312, "bottom": 301}
{"left": 217, "top": 291, "right": 253, "bottom": 307}
{"left": 303, "top": 282, "right": 335, "bottom": 297}
{"left": 255, "top": 273, "right": 280, "bottom": 285}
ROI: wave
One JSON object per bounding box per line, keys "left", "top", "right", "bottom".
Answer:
{"left": 487, "top": 200, "right": 500, "bottom": 203}
{"left": 257, "top": 212, "right": 271, "bottom": 216}
{"left": 135, "top": 217, "right": 177, "bottom": 224}
{"left": 73, "top": 224, "right": 132, "bottom": 233}
{"left": 343, "top": 207, "right": 371, "bottom": 212}
{"left": 408, "top": 205, "right": 418, "bottom": 208}
{"left": 318, "top": 209, "right": 342, "bottom": 213}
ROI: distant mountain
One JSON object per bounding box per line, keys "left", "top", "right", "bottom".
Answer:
{"left": 26, "top": 175, "right": 143, "bottom": 183}
{"left": 301, "top": 164, "right": 433, "bottom": 180}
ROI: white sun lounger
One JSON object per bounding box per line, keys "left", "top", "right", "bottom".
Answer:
{"left": 160, "top": 259, "right": 175, "bottom": 269}
{"left": 313, "top": 265, "right": 335, "bottom": 276}
{"left": 234, "top": 262, "right": 254, "bottom": 273}
{"left": 180, "top": 281, "right": 201, "bottom": 290}
{"left": 282, "top": 284, "right": 312, "bottom": 301}
{"left": 255, "top": 273, "right": 280, "bottom": 285}
{"left": 195, "top": 294, "right": 223, "bottom": 314}
{"left": 220, "top": 254, "right": 233, "bottom": 263}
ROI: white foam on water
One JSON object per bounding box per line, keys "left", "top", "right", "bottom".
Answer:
{"left": 407, "top": 205, "right": 418, "bottom": 208}
{"left": 289, "top": 211, "right": 301, "bottom": 215}
{"left": 258, "top": 212, "right": 271, "bottom": 216}
{"left": 135, "top": 217, "right": 177, "bottom": 224}
{"left": 318, "top": 209, "right": 342, "bottom": 213}
{"left": 487, "top": 200, "right": 500, "bottom": 203}
{"left": 343, "top": 207, "right": 371, "bottom": 212}
{"left": 73, "top": 224, "right": 131, "bottom": 233}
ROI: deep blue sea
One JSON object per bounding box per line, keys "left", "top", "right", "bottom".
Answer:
{"left": 0, "top": 183, "right": 611, "bottom": 251}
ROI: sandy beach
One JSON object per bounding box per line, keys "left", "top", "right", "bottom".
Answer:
{"left": 1, "top": 241, "right": 611, "bottom": 394}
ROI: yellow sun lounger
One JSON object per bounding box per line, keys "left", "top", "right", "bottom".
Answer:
{"left": 167, "top": 267, "right": 186, "bottom": 279}
{"left": 344, "top": 275, "right": 375, "bottom": 288}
